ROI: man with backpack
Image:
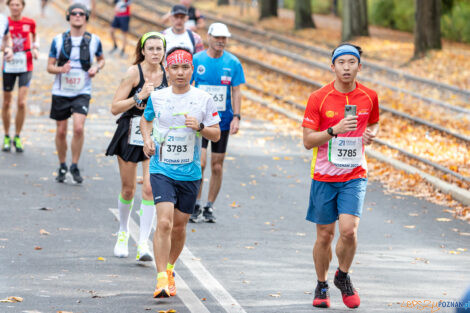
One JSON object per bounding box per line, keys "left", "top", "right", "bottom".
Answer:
{"left": 162, "top": 5, "right": 204, "bottom": 55}
{"left": 47, "top": 3, "right": 105, "bottom": 183}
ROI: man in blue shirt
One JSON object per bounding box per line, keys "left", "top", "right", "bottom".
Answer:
{"left": 190, "top": 23, "right": 245, "bottom": 223}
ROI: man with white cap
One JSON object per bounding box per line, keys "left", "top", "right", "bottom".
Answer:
{"left": 190, "top": 23, "right": 245, "bottom": 223}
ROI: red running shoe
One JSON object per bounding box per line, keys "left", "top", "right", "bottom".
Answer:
{"left": 334, "top": 270, "right": 360, "bottom": 308}
{"left": 312, "top": 283, "right": 330, "bottom": 308}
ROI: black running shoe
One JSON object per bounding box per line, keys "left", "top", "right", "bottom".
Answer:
{"left": 203, "top": 206, "right": 216, "bottom": 223}
{"left": 189, "top": 204, "right": 202, "bottom": 223}
{"left": 56, "top": 166, "right": 67, "bottom": 183}
{"left": 313, "top": 283, "right": 330, "bottom": 308}
{"left": 70, "top": 166, "right": 83, "bottom": 184}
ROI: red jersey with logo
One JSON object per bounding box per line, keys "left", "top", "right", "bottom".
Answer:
{"left": 114, "top": 0, "right": 131, "bottom": 17}
{"left": 8, "top": 17, "right": 36, "bottom": 72}
{"left": 302, "top": 81, "right": 379, "bottom": 182}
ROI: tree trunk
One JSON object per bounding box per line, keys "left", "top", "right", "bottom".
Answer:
{"left": 217, "top": 0, "right": 229, "bottom": 5}
{"left": 295, "top": 0, "right": 315, "bottom": 29}
{"left": 259, "top": 0, "right": 278, "bottom": 20}
{"left": 414, "top": 0, "right": 442, "bottom": 58}
{"left": 341, "top": 0, "right": 369, "bottom": 41}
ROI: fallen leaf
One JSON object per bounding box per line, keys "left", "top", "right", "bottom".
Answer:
{"left": 367, "top": 207, "right": 373, "bottom": 211}
{"left": 269, "top": 293, "right": 281, "bottom": 298}
{"left": 97, "top": 257, "right": 106, "bottom": 261}
{"left": 250, "top": 196, "right": 255, "bottom": 199}
{"left": 408, "top": 213, "right": 419, "bottom": 216}
{"left": 435, "top": 217, "right": 452, "bottom": 222}
{"left": 40, "top": 229, "right": 50, "bottom": 235}
{"left": 304, "top": 291, "right": 312, "bottom": 294}
{"left": 284, "top": 156, "right": 292, "bottom": 160}
{"left": 0, "top": 296, "right": 23, "bottom": 303}
{"left": 201, "top": 298, "right": 207, "bottom": 301}
{"left": 296, "top": 232, "right": 306, "bottom": 237}
{"left": 229, "top": 201, "right": 240, "bottom": 208}
{"left": 191, "top": 229, "right": 196, "bottom": 232}
{"left": 34, "top": 246, "right": 42, "bottom": 250}
{"left": 404, "top": 225, "right": 416, "bottom": 229}
{"left": 457, "top": 248, "right": 467, "bottom": 252}
{"left": 192, "top": 257, "right": 201, "bottom": 261}
{"left": 57, "top": 311, "right": 73, "bottom": 313}
{"left": 245, "top": 246, "right": 255, "bottom": 249}
{"left": 460, "top": 232, "right": 470, "bottom": 236}
{"left": 272, "top": 156, "right": 280, "bottom": 160}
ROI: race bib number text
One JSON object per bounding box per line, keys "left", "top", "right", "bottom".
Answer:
{"left": 61, "top": 69, "right": 86, "bottom": 92}
{"left": 199, "top": 85, "right": 227, "bottom": 112}
{"left": 4, "top": 52, "right": 27, "bottom": 73}
{"left": 328, "top": 137, "right": 363, "bottom": 169}
{"left": 160, "top": 132, "right": 195, "bottom": 164}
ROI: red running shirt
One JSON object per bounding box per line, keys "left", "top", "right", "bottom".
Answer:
{"left": 8, "top": 17, "right": 36, "bottom": 72}
{"left": 302, "top": 81, "right": 379, "bottom": 182}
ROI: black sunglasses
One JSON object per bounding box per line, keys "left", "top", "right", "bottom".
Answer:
{"left": 70, "top": 11, "right": 86, "bottom": 17}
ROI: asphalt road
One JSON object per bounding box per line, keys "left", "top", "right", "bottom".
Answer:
{"left": 1, "top": 3, "right": 469, "bottom": 313}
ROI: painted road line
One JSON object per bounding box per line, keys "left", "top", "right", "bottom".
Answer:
{"left": 109, "top": 208, "right": 211, "bottom": 313}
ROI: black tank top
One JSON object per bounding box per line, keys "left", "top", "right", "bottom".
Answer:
{"left": 122, "top": 63, "right": 168, "bottom": 118}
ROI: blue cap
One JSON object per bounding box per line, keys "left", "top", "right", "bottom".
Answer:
{"left": 332, "top": 45, "right": 360, "bottom": 64}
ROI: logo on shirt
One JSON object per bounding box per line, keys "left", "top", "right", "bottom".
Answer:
{"left": 325, "top": 110, "right": 335, "bottom": 118}
{"left": 22, "top": 24, "right": 30, "bottom": 32}
{"left": 197, "top": 65, "right": 205, "bottom": 75}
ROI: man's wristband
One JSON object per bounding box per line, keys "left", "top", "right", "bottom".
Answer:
{"left": 233, "top": 114, "right": 241, "bottom": 120}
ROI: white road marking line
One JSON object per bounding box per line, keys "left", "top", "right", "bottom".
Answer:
{"left": 109, "top": 208, "right": 210, "bottom": 313}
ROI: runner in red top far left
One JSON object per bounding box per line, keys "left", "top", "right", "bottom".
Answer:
{"left": 2, "top": 0, "right": 38, "bottom": 154}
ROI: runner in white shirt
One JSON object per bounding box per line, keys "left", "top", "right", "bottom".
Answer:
{"left": 46, "top": 3, "right": 105, "bottom": 184}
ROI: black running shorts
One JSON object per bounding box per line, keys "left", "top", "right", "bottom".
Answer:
{"left": 49, "top": 94, "right": 91, "bottom": 121}
{"left": 202, "top": 130, "right": 229, "bottom": 154}
{"left": 3, "top": 72, "right": 33, "bottom": 91}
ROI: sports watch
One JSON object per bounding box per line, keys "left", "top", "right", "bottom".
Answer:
{"left": 327, "top": 127, "right": 337, "bottom": 138}
{"left": 133, "top": 94, "right": 143, "bottom": 105}
{"left": 198, "top": 123, "right": 205, "bottom": 132}
{"left": 233, "top": 114, "right": 241, "bottom": 120}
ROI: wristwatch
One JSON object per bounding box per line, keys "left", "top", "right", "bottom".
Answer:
{"left": 198, "top": 123, "right": 205, "bottom": 132}
{"left": 327, "top": 127, "right": 337, "bottom": 138}
{"left": 233, "top": 114, "right": 241, "bottom": 120}
{"left": 133, "top": 94, "right": 142, "bottom": 105}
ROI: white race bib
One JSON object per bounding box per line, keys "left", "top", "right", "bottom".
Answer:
{"left": 328, "top": 137, "right": 363, "bottom": 169}
{"left": 199, "top": 85, "right": 227, "bottom": 112}
{"left": 4, "top": 52, "right": 27, "bottom": 73}
{"left": 61, "top": 69, "right": 86, "bottom": 92}
{"left": 160, "top": 131, "right": 195, "bottom": 164}
{"left": 128, "top": 116, "right": 153, "bottom": 146}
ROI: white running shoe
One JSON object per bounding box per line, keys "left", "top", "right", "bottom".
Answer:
{"left": 114, "top": 231, "right": 129, "bottom": 258}
{"left": 136, "top": 242, "right": 153, "bottom": 262}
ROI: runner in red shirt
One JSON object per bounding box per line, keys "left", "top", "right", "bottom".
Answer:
{"left": 110, "top": 0, "right": 131, "bottom": 56}
{"left": 302, "top": 43, "right": 379, "bottom": 309}
{"left": 1, "top": 0, "right": 38, "bottom": 153}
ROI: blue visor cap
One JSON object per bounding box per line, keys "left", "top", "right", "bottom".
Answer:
{"left": 332, "top": 45, "right": 361, "bottom": 64}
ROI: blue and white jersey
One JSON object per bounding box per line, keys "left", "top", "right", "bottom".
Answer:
{"left": 143, "top": 86, "right": 220, "bottom": 181}
{"left": 48, "top": 32, "right": 103, "bottom": 97}
{"left": 191, "top": 50, "right": 245, "bottom": 131}
{"left": 0, "top": 14, "right": 9, "bottom": 42}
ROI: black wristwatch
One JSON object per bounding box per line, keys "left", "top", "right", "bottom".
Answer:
{"left": 327, "top": 127, "right": 337, "bottom": 138}
{"left": 233, "top": 114, "right": 241, "bottom": 120}
{"left": 198, "top": 122, "right": 205, "bottom": 132}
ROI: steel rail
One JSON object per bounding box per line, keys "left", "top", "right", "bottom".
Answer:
{"left": 94, "top": 0, "right": 470, "bottom": 185}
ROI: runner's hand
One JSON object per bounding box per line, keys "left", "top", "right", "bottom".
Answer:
{"left": 362, "top": 128, "right": 376, "bottom": 145}
{"left": 184, "top": 114, "right": 199, "bottom": 131}
{"left": 61, "top": 61, "right": 71, "bottom": 74}
{"left": 143, "top": 138, "right": 156, "bottom": 157}
{"left": 4, "top": 48, "right": 13, "bottom": 62}
{"left": 333, "top": 116, "right": 357, "bottom": 134}
{"left": 88, "top": 65, "right": 99, "bottom": 78}
{"left": 230, "top": 117, "right": 239, "bottom": 135}
{"left": 137, "top": 78, "right": 154, "bottom": 102}
{"left": 32, "top": 48, "right": 39, "bottom": 60}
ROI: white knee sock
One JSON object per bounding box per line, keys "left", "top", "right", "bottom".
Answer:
{"left": 139, "top": 199, "right": 155, "bottom": 244}
{"left": 118, "top": 194, "right": 134, "bottom": 233}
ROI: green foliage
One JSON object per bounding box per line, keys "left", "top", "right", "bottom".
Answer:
{"left": 369, "top": 0, "right": 414, "bottom": 32}
{"left": 441, "top": 1, "right": 470, "bottom": 42}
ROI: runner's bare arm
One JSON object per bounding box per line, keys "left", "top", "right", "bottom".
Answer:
{"left": 31, "top": 32, "right": 39, "bottom": 59}
{"left": 303, "top": 116, "right": 357, "bottom": 150}
{"left": 201, "top": 124, "right": 220, "bottom": 142}
{"left": 110, "top": 66, "right": 139, "bottom": 115}
{"left": 88, "top": 54, "right": 105, "bottom": 78}
{"left": 230, "top": 85, "right": 241, "bottom": 135}
{"left": 1, "top": 34, "right": 13, "bottom": 61}
{"left": 363, "top": 122, "right": 379, "bottom": 145}
{"left": 47, "top": 57, "right": 70, "bottom": 74}
{"left": 140, "top": 117, "right": 156, "bottom": 157}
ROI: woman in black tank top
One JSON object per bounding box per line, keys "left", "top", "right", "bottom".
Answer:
{"left": 106, "top": 32, "right": 168, "bottom": 262}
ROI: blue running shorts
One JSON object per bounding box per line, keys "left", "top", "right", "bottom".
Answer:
{"left": 306, "top": 178, "right": 368, "bottom": 225}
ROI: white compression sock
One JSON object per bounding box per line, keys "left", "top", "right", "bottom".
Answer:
{"left": 139, "top": 199, "right": 155, "bottom": 244}
{"left": 118, "top": 194, "right": 134, "bottom": 233}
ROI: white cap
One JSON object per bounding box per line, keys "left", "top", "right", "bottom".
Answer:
{"left": 207, "top": 23, "right": 231, "bottom": 37}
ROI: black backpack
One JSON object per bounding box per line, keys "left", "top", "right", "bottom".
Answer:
{"left": 57, "top": 31, "right": 92, "bottom": 72}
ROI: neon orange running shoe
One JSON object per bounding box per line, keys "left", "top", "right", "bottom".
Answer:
{"left": 153, "top": 276, "right": 170, "bottom": 298}
{"left": 167, "top": 270, "right": 176, "bottom": 296}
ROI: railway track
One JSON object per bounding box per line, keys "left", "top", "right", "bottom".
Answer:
{"left": 89, "top": 0, "right": 469, "bottom": 197}
{"left": 141, "top": 0, "right": 470, "bottom": 112}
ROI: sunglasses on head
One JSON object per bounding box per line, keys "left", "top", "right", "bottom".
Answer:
{"left": 70, "top": 11, "right": 86, "bottom": 16}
